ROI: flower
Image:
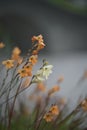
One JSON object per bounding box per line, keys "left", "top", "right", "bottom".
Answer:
{"left": 11, "top": 47, "right": 22, "bottom": 64}
{"left": 36, "top": 82, "right": 46, "bottom": 91}
{"left": 37, "top": 65, "right": 53, "bottom": 79}
{"left": 43, "top": 112, "right": 53, "bottom": 122}
{"left": 81, "top": 99, "right": 87, "bottom": 111}
{"left": 24, "top": 64, "right": 33, "bottom": 72}
{"left": 37, "top": 42, "right": 45, "bottom": 51}
{"left": 31, "top": 34, "right": 45, "bottom": 51}
{"left": 12, "top": 47, "right": 21, "bottom": 55}
{"left": 18, "top": 68, "right": 32, "bottom": 78}
{"left": 49, "top": 105, "right": 59, "bottom": 115}
{"left": 32, "top": 50, "right": 38, "bottom": 55}
{"left": 31, "top": 74, "right": 44, "bottom": 83}
{"left": 29, "top": 55, "right": 38, "bottom": 65}
{"left": 31, "top": 34, "right": 43, "bottom": 43}
{"left": 2, "top": 60, "right": 14, "bottom": 69}
{"left": 48, "top": 86, "right": 60, "bottom": 96}
{"left": 0, "top": 42, "right": 5, "bottom": 48}
{"left": 11, "top": 55, "right": 23, "bottom": 65}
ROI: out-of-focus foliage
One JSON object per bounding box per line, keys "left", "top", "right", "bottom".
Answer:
{"left": 48, "top": 0, "right": 87, "bottom": 15}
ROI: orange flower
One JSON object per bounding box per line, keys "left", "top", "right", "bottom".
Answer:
{"left": 81, "top": 99, "right": 87, "bottom": 111}
{"left": 37, "top": 42, "right": 45, "bottom": 51}
{"left": 0, "top": 42, "right": 5, "bottom": 49}
{"left": 31, "top": 35, "right": 45, "bottom": 52}
{"left": 43, "top": 112, "right": 53, "bottom": 122}
{"left": 18, "top": 68, "right": 32, "bottom": 78}
{"left": 32, "top": 50, "right": 38, "bottom": 55}
{"left": 2, "top": 60, "right": 14, "bottom": 69}
{"left": 24, "top": 64, "right": 33, "bottom": 72}
{"left": 31, "top": 34, "right": 43, "bottom": 43}
{"left": 49, "top": 105, "right": 59, "bottom": 115}
{"left": 12, "top": 47, "right": 21, "bottom": 55}
{"left": 36, "top": 82, "right": 46, "bottom": 91}
{"left": 11, "top": 54, "right": 19, "bottom": 60}
{"left": 11, "top": 47, "right": 22, "bottom": 64}
{"left": 29, "top": 55, "right": 38, "bottom": 65}
{"left": 48, "top": 86, "right": 60, "bottom": 96}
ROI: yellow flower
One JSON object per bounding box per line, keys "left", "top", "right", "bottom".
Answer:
{"left": 0, "top": 42, "right": 5, "bottom": 49}
{"left": 18, "top": 68, "right": 32, "bottom": 78}
{"left": 43, "top": 112, "right": 53, "bottom": 122}
{"left": 2, "top": 60, "right": 14, "bottom": 69}
{"left": 49, "top": 105, "right": 59, "bottom": 115}
{"left": 29, "top": 55, "right": 38, "bottom": 65}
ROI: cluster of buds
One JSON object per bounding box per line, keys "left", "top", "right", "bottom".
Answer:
{"left": 31, "top": 34, "right": 45, "bottom": 55}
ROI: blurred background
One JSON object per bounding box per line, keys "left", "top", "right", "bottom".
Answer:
{"left": 0, "top": 0, "right": 87, "bottom": 99}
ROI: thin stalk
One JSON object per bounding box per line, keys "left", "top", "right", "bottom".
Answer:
{"left": 7, "top": 79, "right": 22, "bottom": 130}
{"left": 0, "top": 69, "right": 9, "bottom": 93}
{"left": 0, "top": 81, "right": 32, "bottom": 106}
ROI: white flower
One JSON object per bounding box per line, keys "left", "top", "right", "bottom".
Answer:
{"left": 37, "top": 65, "right": 53, "bottom": 79}
{"left": 32, "top": 74, "right": 44, "bottom": 83}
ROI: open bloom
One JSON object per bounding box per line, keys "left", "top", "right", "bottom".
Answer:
{"left": 24, "top": 64, "right": 33, "bottom": 72}
{"left": 29, "top": 55, "right": 38, "bottom": 65}
{"left": 31, "top": 74, "right": 44, "bottom": 83}
{"left": 18, "top": 68, "right": 32, "bottom": 78}
{"left": 37, "top": 65, "right": 53, "bottom": 79}
{"left": 49, "top": 105, "right": 59, "bottom": 115}
{"left": 43, "top": 112, "right": 53, "bottom": 122}
{"left": 2, "top": 60, "right": 14, "bottom": 69}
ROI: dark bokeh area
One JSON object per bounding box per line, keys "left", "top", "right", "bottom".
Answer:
{"left": 0, "top": 0, "right": 87, "bottom": 54}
